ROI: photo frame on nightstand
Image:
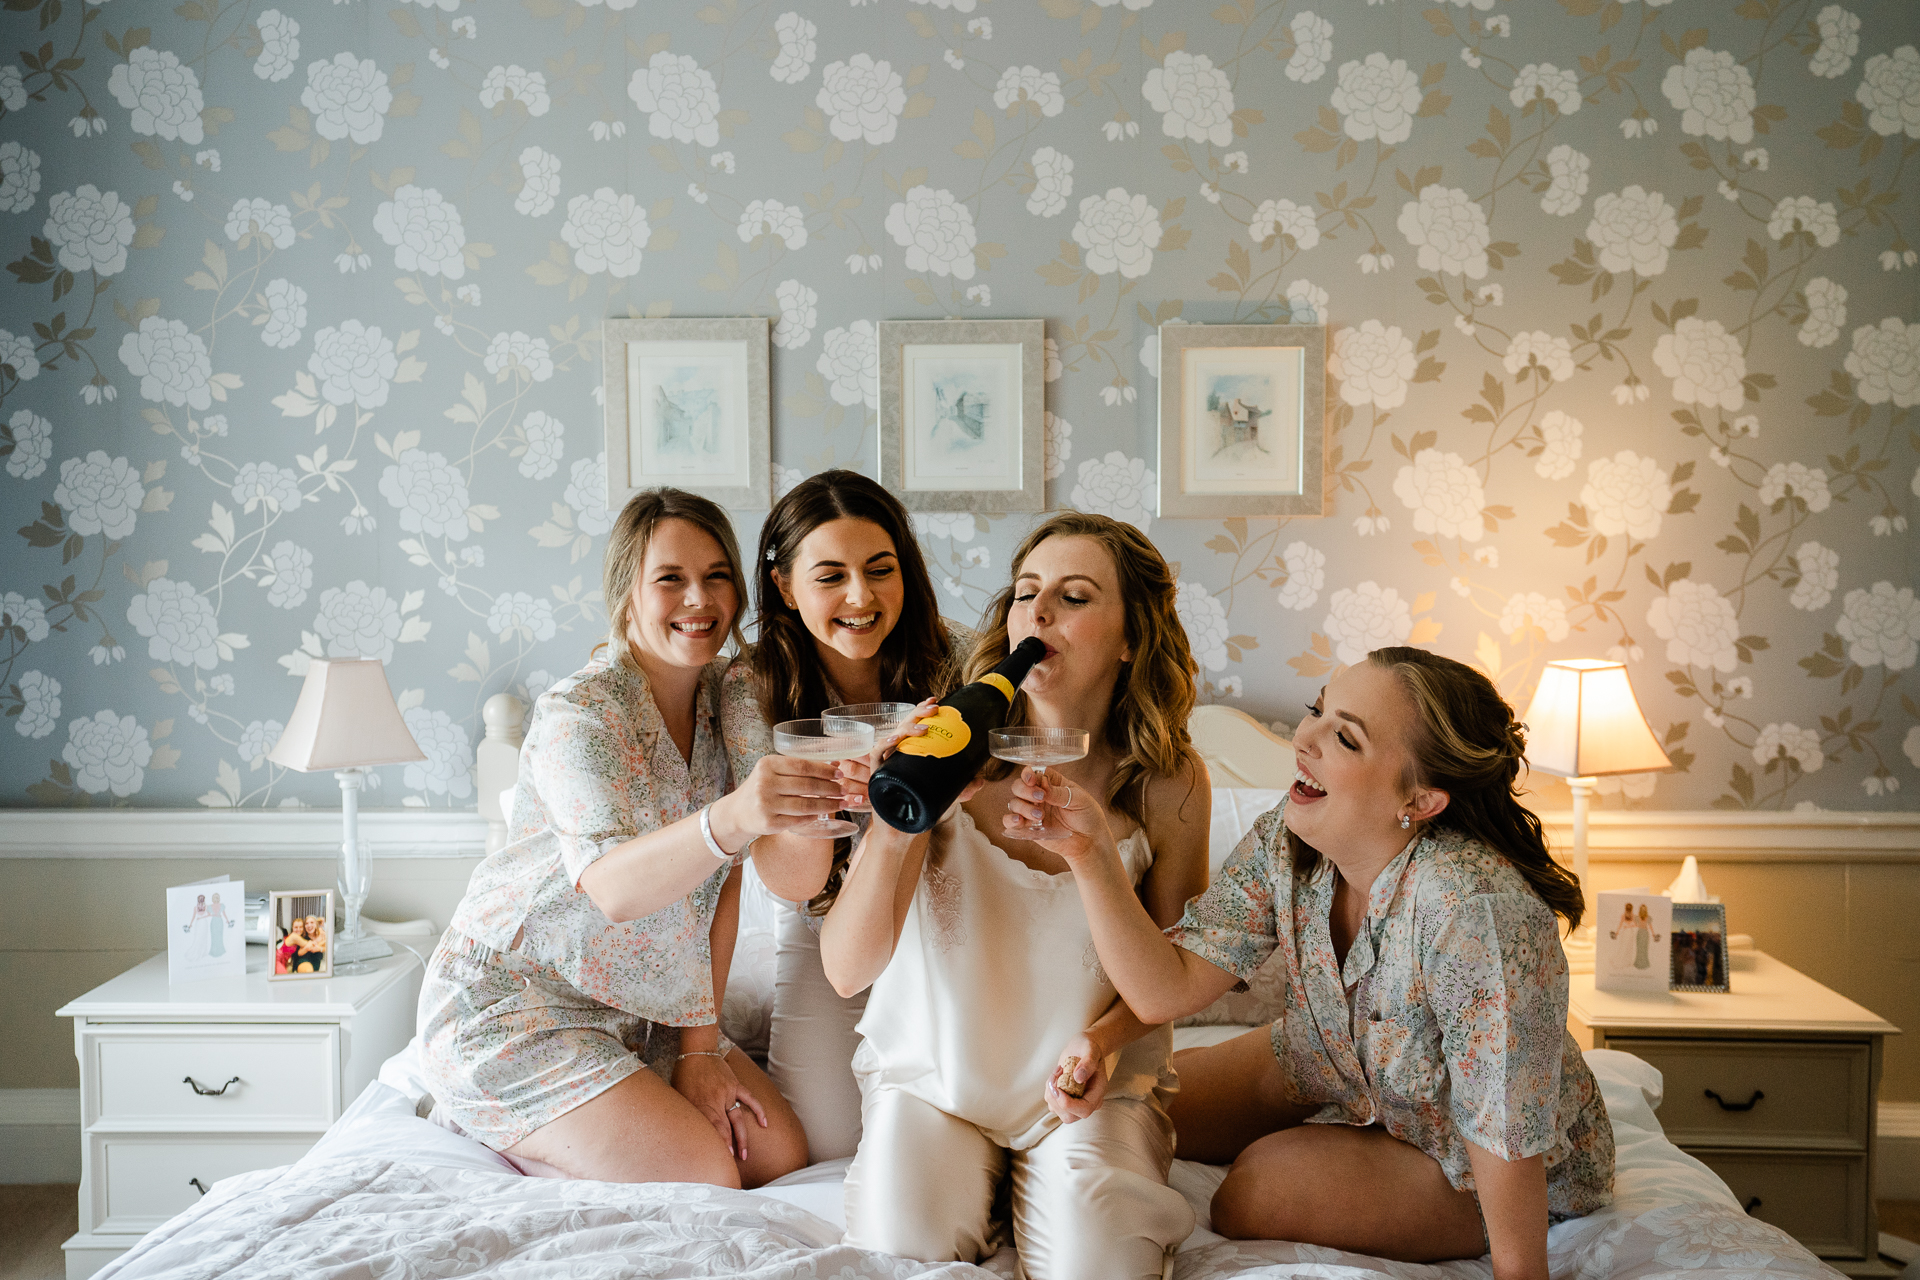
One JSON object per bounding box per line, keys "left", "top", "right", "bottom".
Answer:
{"left": 1670, "top": 902, "right": 1731, "bottom": 993}
{"left": 269, "top": 889, "right": 334, "bottom": 981}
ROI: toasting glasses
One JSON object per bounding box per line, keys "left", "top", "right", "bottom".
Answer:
{"left": 822, "top": 702, "right": 920, "bottom": 810}
{"left": 988, "top": 727, "right": 1090, "bottom": 841}
{"left": 773, "top": 718, "right": 874, "bottom": 840}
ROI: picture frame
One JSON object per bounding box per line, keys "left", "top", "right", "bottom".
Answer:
{"left": 1156, "top": 323, "right": 1326, "bottom": 519}
{"left": 604, "top": 316, "right": 770, "bottom": 510}
{"left": 879, "top": 319, "right": 1045, "bottom": 513}
{"left": 165, "top": 875, "right": 246, "bottom": 985}
{"left": 1595, "top": 889, "right": 1672, "bottom": 994}
{"left": 1670, "top": 902, "right": 1732, "bottom": 993}
{"left": 268, "top": 889, "right": 334, "bottom": 982}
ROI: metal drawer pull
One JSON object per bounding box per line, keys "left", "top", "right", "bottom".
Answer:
{"left": 183, "top": 1075, "right": 240, "bottom": 1096}
{"left": 1704, "top": 1088, "right": 1764, "bottom": 1112}
{"left": 189, "top": 1178, "right": 210, "bottom": 1196}
{"left": 1743, "top": 1196, "right": 1762, "bottom": 1214}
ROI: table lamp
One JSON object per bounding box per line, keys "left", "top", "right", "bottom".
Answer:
{"left": 268, "top": 659, "right": 424, "bottom": 973}
{"left": 1520, "top": 658, "right": 1671, "bottom": 973}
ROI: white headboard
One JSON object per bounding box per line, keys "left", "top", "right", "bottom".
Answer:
{"left": 1190, "top": 703, "right": 1295, "bottom": 789}
{"left": 476, "top": 694, "right": 1295, "bottom": 852}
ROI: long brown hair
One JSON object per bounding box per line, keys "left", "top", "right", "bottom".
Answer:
{"left": 748, "top": 470, "right": 955, "bottom": 726}
{"left": 602, "top": 488, "right": 746, "bottom": 671}
{"left": 1289, "top": 647, "right": 1585, "bottom": 929}
{"left": 964, "top": 511, "right": 1198, "bottom": 829}
{"left": 749, "top": 471, "right": 957, "bottom": 914}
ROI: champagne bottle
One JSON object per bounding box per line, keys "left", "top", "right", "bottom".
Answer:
{"left": 868, "top": 636, "right": 1048, "bottom": 834}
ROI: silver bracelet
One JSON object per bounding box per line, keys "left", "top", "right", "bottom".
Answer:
{"left": 698, "top": 804, "right": 737, "bottom": 860}
{"left": 677, "top": 1032, "right": 735, "bottom": 1061}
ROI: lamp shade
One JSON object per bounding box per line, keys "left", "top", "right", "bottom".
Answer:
{"left": 1520, "top": 658, "right": 1671, "bottom": 779}
{"left": 267, "top": 658, "right": 426, "bottom": 772}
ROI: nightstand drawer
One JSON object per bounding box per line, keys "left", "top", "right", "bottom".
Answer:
{"left": 90, "top": 1132, "right": 316, "bottom": 1234}
{"left": 1606, "top": 1038, "right": 1869, "bottom": 1148}
{"left": 89, "top": 1027, "right": 339, "bottom": 1127}
{"left": 1692, "top": 1150, "right": 1868, "bottom": 1258}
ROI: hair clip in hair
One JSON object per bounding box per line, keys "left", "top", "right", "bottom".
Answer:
{"left": 765, "top": 547, "right": 776, "bottom": 562}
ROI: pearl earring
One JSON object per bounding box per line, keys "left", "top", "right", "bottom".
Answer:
{"left": 1399, "top": 813, "right": 1411, "bottom": 830}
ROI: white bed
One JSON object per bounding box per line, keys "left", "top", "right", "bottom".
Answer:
{"left": 97, "top": 703, "right": 1839, "bottom": 1280}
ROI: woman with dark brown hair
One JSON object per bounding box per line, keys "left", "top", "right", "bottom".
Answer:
{"left": 1049, "top": 646, "right": 1612, "bottom": 1280}
{"left": 720, "top": 468, "right": 969, "bottom": 1162}
{"left": 821, "top": 511, "right": 1210, "bottom": 1280}
{"left": 418, "top": 488, "right": 843, "bottom": 1187}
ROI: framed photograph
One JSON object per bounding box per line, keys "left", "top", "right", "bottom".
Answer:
{"left": 1595, "top": 889, "right": 1672, "bottom": 994}
{"left": 1157, "top": 323, "right": 1326, "bottom": 519}
{"left": 604, "top": 317, "right": 770, "bottom": 510}
{"left": 1671, "top": 902, "right": 1732, "bottom": 993}
{"left": 268, "top": 889, "right": 333, "bottom": 982}
{"left": 166, "top": 876, "right": 246, "bottom": 985}
{"left": 879, "top": 319, "right": 1044, "bottom": 513}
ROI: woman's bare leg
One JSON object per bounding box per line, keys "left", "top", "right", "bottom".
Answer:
{"left": 1211, "top": 1122, "right": 1487, "bottom": 1261}
{"left": 505, "top": 1066, "right": 741, "bottom": 1186}
{"left": 1168, "top": 1027, "right": 1316, "bottom": 1165}
{"left": 722, "top": 1046, "right": 810, "bottom": 1188}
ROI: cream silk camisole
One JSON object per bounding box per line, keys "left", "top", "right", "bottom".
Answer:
{"left": 851, "top": 810, "right": 1176, "bottom": 1151}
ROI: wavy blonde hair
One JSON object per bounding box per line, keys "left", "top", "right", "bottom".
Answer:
{"left": 963, "top": 511, "right": 1198, "bottom": 828}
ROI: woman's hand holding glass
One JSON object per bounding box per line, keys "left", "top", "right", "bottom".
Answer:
{"left": 1043, "top": 1030, "right": 1111, "bottom": 1124}
{"left": 1004, "top": 762, "right": 1113, "bottom": 862}
{"left": 672, "top": 1049, "right": 767, "bottom": 1161}
{"left": 715, "top": 751, "right": 864, "bottom": 846}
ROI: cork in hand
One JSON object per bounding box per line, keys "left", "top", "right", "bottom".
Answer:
{"left": 1055, "top": 1055, "right": 1087, "bottom": 1098}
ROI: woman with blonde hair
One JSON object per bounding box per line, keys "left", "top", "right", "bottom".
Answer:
{"left": 418, "top": 488, "right": 851, "bottom": 1188}
{"left": 1044, "top": 647, "right": 1612, "bottom": 1280}
{"left": 822, "top": 511, "right": 1210, "bottom": 1280}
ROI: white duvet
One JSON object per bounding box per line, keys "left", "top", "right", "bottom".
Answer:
{"left": 99, "top": 1049, "right": 1838, "bottom": 1280}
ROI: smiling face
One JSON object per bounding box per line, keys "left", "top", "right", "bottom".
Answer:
{"left": 774, "top": 517, "right": 905, "bottom": 667}
{"left": 1007, "top": 534, "right": 1131, "bottom": 706}
{"left": 1286, "top": 661, "right": 1436, "bottom": 855}
{"left": 624, "top": 517, "right": 740, "bottom": 673}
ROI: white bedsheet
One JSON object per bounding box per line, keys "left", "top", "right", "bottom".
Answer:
{"left": 99, "top": 1048, "right": 1838, "bottom": 1280}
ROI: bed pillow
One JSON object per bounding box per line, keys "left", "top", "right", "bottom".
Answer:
{"left": 1175, "top": 787, "right": 1291, "bottom": 1028}
{"left": 721, "top": 859, "right": 780, "bottom": 1060}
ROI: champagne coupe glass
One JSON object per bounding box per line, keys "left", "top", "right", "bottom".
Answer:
{"left": 773, "top": 718, "right": 874, "bottom": 840}
{"left": 989, "top": 727, "right": 1091, "bottom": 841}
{"left": 822, "top": 702, "right": 920, "bottom": 810}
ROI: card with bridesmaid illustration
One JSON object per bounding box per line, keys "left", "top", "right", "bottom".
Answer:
{"left": 166, "top": 876, "right": 246, "bottom": 985}
{"left": 1595, "top": 889, "right": 1672, "bottom": 994}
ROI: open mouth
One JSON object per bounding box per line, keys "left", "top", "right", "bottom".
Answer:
{"left": 670, "top": 618, "right": 717, "bottom": 637}
{"left": 1291, "top": 765, "right": 1327, "bottom": 801}
{"left": 834, "top": 612, "right": 880, "bottom": 634}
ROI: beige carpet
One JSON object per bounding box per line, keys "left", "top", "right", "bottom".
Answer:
{"left": 0, "top": 1185, "right": 75, "bottom": 1280}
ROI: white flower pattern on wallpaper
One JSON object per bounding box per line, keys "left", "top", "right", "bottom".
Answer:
{"left": 127, "top": 577, "right": 221, "bottom": 670}
{"left": 14, "top": 669, "right": 59, "bottom": 739}
{"left": 1753, "top": 722, "right": 1824, "bottom": 772}
{"left": 1, "top": 591, "right": 50, "bottom": 642}
{"left": 628, "top": 52, "right": 721, "bottom": 147}
{"left": 109, "top": 47, "right": 204, "bottom": 143}
{"left": 1838, "top": 582, "right": 1920, "bottom": 670}
{"left": 1176, "top": 580, "right": 1230, "bottom": 671}
{"left": 62, "top": 709, "right": 152, "bottom": 796}
{"left": 0, "top": 1, "right": 1915, "bottom": 814}
{"left": 45, "top": 185, "right": 134, "bottom": 275}
{"left": 1325, "top": 582, "right": 1413, "bottom": 664}
{"left": 402, "top": 704, "right": 474, "bottom": 798}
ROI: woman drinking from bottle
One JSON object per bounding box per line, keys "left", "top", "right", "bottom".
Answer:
{"left": 822, "top": 511, "right": 1210, "bottom": 1280}
{"left": 720, "top": 469, "right": 970, "bottom": 1162}
{"left": 1041, "top": 647, "right": 1612, "bottom": 1280}
{"left": 418, "top": 488, "right": 840, "bottom": 1187}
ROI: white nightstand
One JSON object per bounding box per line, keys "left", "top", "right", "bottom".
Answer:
{"left": 1570, "top": 949, "right": 1901, "bottom": 1276}
{"left": 56, "top": 943, "right": 426, "bottom": 1279}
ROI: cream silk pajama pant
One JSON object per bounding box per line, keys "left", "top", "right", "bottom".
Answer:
{"left": 842, "top": 1085, "right": 1194, "bottom": 1280}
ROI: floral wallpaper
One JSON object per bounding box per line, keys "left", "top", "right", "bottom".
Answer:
{"left": 0, "top": 0, "right": 1915, "bottom": 813}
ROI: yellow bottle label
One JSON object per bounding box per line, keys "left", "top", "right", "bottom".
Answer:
{"left": 894, "top": 704, "right": 971, "bottom": 758}
{"left": 980, "top": 673, "right": 1014, "bottom": 702}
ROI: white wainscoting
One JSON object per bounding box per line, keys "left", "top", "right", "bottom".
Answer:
{"left": 0, "top": 809, "right": 489, "bottom": 859}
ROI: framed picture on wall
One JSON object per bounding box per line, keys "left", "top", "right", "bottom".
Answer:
{"left": 1156, "top": 323, "right": 1326, "bottom": 519}
{"left": 268, "top": 888, "right": 333, "bottom": 982}
{"left": 604, "top": 316, "right": 770, "bottom": 510}
{"left": 878, "top": 318, "right": 1044, "bottom": 513}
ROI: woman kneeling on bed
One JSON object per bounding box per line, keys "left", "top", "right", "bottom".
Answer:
{"left": 1039, "top": 648, "right": 1613, "bottom": 1280}
{"left": 823, "top": 511, "right": 1210, "bottom": 1280}
{"left": 418, "top": 488, "right": 830, "bottom": 1188}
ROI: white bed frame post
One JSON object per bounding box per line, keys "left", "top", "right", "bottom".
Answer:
{"left": 477, "top": 694, "right": 526, "bottom": 854}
